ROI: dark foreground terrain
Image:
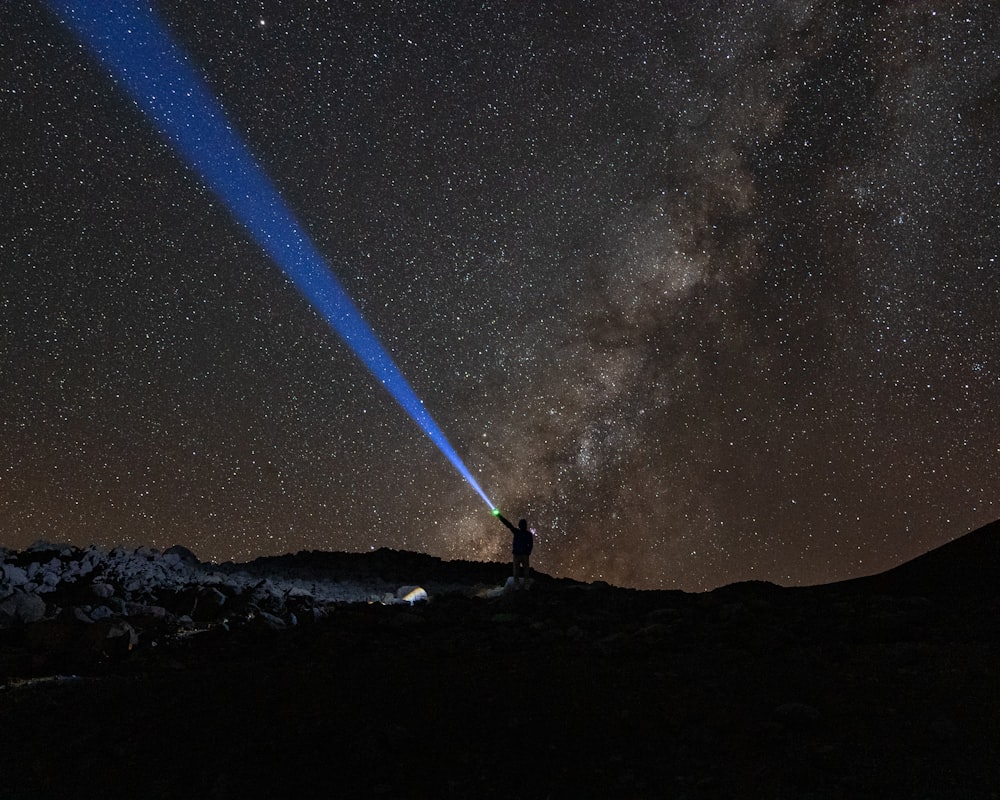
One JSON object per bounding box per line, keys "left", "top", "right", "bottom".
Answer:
{"left": 2, "top": 522, "right": 999, "bottom": 799}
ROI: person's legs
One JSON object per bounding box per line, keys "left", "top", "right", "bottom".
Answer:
{"left": 513, "top": 555, "right": 530, "bottom": 586}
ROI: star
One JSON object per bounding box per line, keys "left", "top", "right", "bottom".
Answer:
{"left": 2, "top": 0, "right": 997, "bottom": 591}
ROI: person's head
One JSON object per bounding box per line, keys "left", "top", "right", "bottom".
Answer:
{"left": 518, "top": 519, "right": 527, "bottom": 530}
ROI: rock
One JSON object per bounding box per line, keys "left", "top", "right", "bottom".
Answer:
{"left": 0, "top": 590, "right": 47, "bottom": 625}
{"left": 156, "top": 586, "right": 199, "bottom": 618}
{"left": 26, "top": 540, "right": 74, "bottom": 556}
{"left": 255, "top": 611, "right": 286, "bottom": 630}
{"left": 101, "top": 620, "right": 139, "bottom": 659}
{"left": 164, "top": 544, "right": 199, "bottom": 565}
{"left": 41, "top": 570, "right": 61, "bottom": 588}
{"left": 192, "top": 586, "right": 228, "bottom": 622}
{"left": 2, "top": 563, "right": 29, "bottom": 587}
{"left": 92, "top": 582, "right": 115, "bottom": 599}
{"left": 125, "top": 603, "right": 169, "bottom": 620}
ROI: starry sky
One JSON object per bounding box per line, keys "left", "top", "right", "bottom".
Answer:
{"left": 3, "top": 0, "right": 998, "bottom": 590}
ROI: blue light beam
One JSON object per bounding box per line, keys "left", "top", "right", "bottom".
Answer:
{"left": 46, "top": 0, "right": 494, "bottom": 510}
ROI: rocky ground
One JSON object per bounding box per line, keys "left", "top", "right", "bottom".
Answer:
{"left": 1, "top": 523, "right": 999, "bottom": 799}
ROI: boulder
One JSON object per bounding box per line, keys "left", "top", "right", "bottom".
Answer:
{"left": 255, "top": 610, "right": 287, "bottom": 630}
{"left": 39, "top": 572, "right": 60, "bottom": 590}
{"left": 125, "top": 602, "right": 169, "bottom": 620}
{"left": 163, "top": 544, "right": 199, "bottom": 565}
{"left": 155, "top": 586, "right": 199, "bottom": 618}
{"left": 192, "top": 586, "right": 228, "bottom": 622}
{"left": 91, "top": 582, "right": 115, "bottom": 599}
{"left": 0, "top": 590, "right": 47, "bottom": 625}
{"left": 2, "top": 563, "right": 29, "bottom": 587}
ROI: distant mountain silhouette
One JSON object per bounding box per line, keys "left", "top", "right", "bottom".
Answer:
{"left": 832, "top": 518, "right": 1000, "bottom": 596}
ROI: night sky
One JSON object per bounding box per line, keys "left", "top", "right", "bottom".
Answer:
{"left": 3, "top": 1, "right": 998, "bottom": 590}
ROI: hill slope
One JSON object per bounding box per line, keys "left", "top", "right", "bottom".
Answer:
{"left": 832, "top": 518, "right": 1000, "bottom": 596}
{"left": 1, "top": 523, "right": 999, "bottom": 798}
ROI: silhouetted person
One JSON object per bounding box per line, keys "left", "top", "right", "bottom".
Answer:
{"left": 495, "top": 513, "right": 533, "bottom": 589}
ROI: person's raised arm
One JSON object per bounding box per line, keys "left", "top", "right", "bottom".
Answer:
{"left": 493, "top": 511, "right": 517, "bottom": 532}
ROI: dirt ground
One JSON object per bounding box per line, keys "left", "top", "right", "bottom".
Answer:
{"left": 2, "top": 566, "right": 998, "bottom": 799}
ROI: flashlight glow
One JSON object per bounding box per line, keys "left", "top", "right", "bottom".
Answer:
{"left": 46, "top": 0, "right": 494, "bottom": 510}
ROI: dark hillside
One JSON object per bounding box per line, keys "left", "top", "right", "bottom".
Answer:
{"left": 2, "top": 522, "right": 999, "bottom": 798}
{"left": 831, "top": 518, "right": 1000, "bottom": 597}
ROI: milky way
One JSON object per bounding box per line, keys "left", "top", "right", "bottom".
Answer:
{"left": 3, "top": 1, "right": 998, "bottom": 590}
